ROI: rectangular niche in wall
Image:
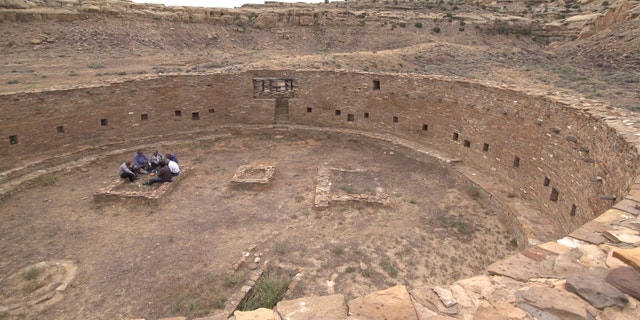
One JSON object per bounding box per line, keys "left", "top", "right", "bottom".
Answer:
{"left": 422, "top": 124, "right": 428, "bottom": 131}
{"left": 253, "top": 77, "right": 296, "bottom": 98}
{"left": 141, "top": 114, "right": 149, "bottom": 121}
{"left": 464, "top": 140, "right": 471, "bottom": 148}
{"left": 513, "top": 156, "right": 520, "bottom": 168}
{"left": 570, "top": 204, "right": 576, "bottom": 217}
{"left": 543, "top": 176, "right": 550, "bottom": 187}
{"left": 9, "top": 135, "right": 18, "bottom": 145}
{"left": 373, "top": 79, "right": 380, "bottom": 90}
{"left": 393, "top": 116, "right": 398, "bottom": 123}
{"left": 550, "top": 188, "right": 559, "bottom": 202}
{"left": 335, "top": 110, "right": 341, "bottom": 116}
{"left": 347, "top": 114, "right": 355, "bottom": 122}
{"left": 192, "top": 112, "right": 200, "bottom": 120}
{"left": 483, "top": 143, "right": 489, "bottom": 152}
{"left": 56, "top": 126, "right": 65, "bottom": 133}
{"left": 364, "top": 112, "right": 369, "bottom": 119}
{"left": 175, "top": 110, "right": 182, "bottom": 116}
{"left": 209, "top": 108, "right": 215, "bottom": 113}
{"left": 453, "top": 132, "right": 459, "bottom": 141}
{"left": 307, "top": 107, "right": 312, "bottom": 113}
{"left": 100, "top": 118, "right": 108, "bottom": 126}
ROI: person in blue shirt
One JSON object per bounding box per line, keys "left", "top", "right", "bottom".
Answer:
{"left": 133, "top": 149, "right": 150, "bottom": 174}
{"left": 166, "top": 153, "right": 178, "bottom": 163}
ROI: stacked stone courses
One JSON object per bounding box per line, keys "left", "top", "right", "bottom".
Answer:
{"left": 2, "top": 70, "right": 640, "bottom": 319}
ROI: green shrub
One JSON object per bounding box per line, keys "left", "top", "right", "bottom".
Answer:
{"left": 414, "top": 22, "right": 423, "bottom": 28}
{"left": 239, "top": 273, "right": 290, "bottom": 311}
{"left": 38, "top": 174, "right": 59, "bottom": 186}
{"left": 22, "top": 267, "right": 40, "bottom": 281}
{"left": 380, "top": 258, "right": 398, "bottom": 278}
{"left": 87, "top": 63, "right": 105, "bottom": 69}
{"left": 432, "top": 26, "right": 441, "bottom": 33}
{"left": 466, "top": 184, "right": 480, "bottom": 199}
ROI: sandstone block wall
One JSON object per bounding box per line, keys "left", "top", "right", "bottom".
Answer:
{"left": 0, "top": 70, "right": 637, "bottom": 237}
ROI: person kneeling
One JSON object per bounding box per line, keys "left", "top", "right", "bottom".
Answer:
{"left": 143, "top": 160, "right": 172, "bottom": 185}
{"left": 119, "top": 160, "right": 138, "bottom": 182}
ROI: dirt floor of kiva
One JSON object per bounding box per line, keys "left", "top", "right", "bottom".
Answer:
{"left": 0, "top": 129, "right": 518, "bottom": 319}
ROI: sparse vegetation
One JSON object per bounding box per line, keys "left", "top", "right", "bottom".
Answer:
{"left": 223, "top": 274, "right": 247, "bottom": 288}
{"left": 380, "top": 258, "right": 398, "bottom": 278}
{"left": 87, "top": 63, "right": 105, "bottom": 69}
{"left": 22, "top": 266, "right": 40, "bottom": 281}
{"left": 273, "top": 241, "right": 287, "bottom": 255}
{"left": 466, "top": 184, "right": 480, "bottom": 199}
{"left": 170, "top": 278, "right": 227, "bottom": 318}
{"left": 238, "top": 273, "right": 290, "bottom": 311}
{"left": 37, "top": 174, "right": 59, "bottom": 186}
{"left": 339, "top": 183, "right": 357, "bottom": 194}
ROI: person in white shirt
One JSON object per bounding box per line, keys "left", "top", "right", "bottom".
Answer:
{"left": 167, "top": 159, "right": 180, "bottom": 176}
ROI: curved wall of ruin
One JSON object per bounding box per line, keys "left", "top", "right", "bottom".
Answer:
{"left": 1, "top": 70, "right": 637, "bottom": 237}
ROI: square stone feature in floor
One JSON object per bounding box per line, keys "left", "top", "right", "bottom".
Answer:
{"left": 231, "top": 163, "right": 276, "bottom": 186}
{"left": 93, "top": 170, "right": 186, "bottom": 205}
{"left": 314, "top": 165, "right": 390, "bottom": 209}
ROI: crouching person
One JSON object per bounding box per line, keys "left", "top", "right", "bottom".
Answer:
{"left": 143, "top": 160, "right": 172, "bottom": 185}
{"left": 168, "top": 158, "right": 180, "bottom": 176}
{"left": 119, "top": 160, "right": 137, "bottom": 182}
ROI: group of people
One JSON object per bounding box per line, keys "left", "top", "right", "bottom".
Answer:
{"left": 118, "top": 149, "right": 180, "bottom": 185}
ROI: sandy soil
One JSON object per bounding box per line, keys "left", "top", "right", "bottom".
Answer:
{"left": 0, "top": 129, "right": 518, "bottom": 319}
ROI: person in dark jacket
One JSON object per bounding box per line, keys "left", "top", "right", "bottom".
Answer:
{"left": 143, "top": 160, "right": 172, "bottom": 185}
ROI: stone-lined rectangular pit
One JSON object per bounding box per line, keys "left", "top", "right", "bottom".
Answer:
{"left": 93, "top": 169, "right": 187, "bottom": 205}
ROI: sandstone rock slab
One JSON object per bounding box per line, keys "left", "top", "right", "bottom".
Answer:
{"left": 605, "top": 267, "right": 640, "bottom": 301}
{"left": 487, "top": 253, "right": 553, "bottom": 281}
{"left": 234, "top": 307, "right": 274, "bottom": 320}
{"left": 276, "top": 294, "right": 347, "bottom": 320}
{"left": 515, "top": 286, "right": 589, "bottom": 320}
{"left": 613, "top": 247, "right": 640, "bottom": 271}
{"left": 565, "top": 275, "right": 628, "bottom": 309}
{"left": 348, "top": 285, "right": 417, "bottom": 320}
{"left": 410, "top": 285, "right": 458, "bottom": 315}
{"left": 432, "top": 286, "right": 457, "bottom": 308}
{"left": 473, "top": 301, "right": 509, "bottom": 320}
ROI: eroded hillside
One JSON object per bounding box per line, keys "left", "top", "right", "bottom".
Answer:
{"left": 0, "top": 0, "right": 639, "bottom": 110}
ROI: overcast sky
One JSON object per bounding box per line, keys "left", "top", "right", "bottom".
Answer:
{"left": 131, "top": 0, "right": 339, "bottom": 8}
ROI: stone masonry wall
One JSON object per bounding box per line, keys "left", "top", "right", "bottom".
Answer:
{"left": 0, "top": 70, "right": 637, "bottom": 237}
